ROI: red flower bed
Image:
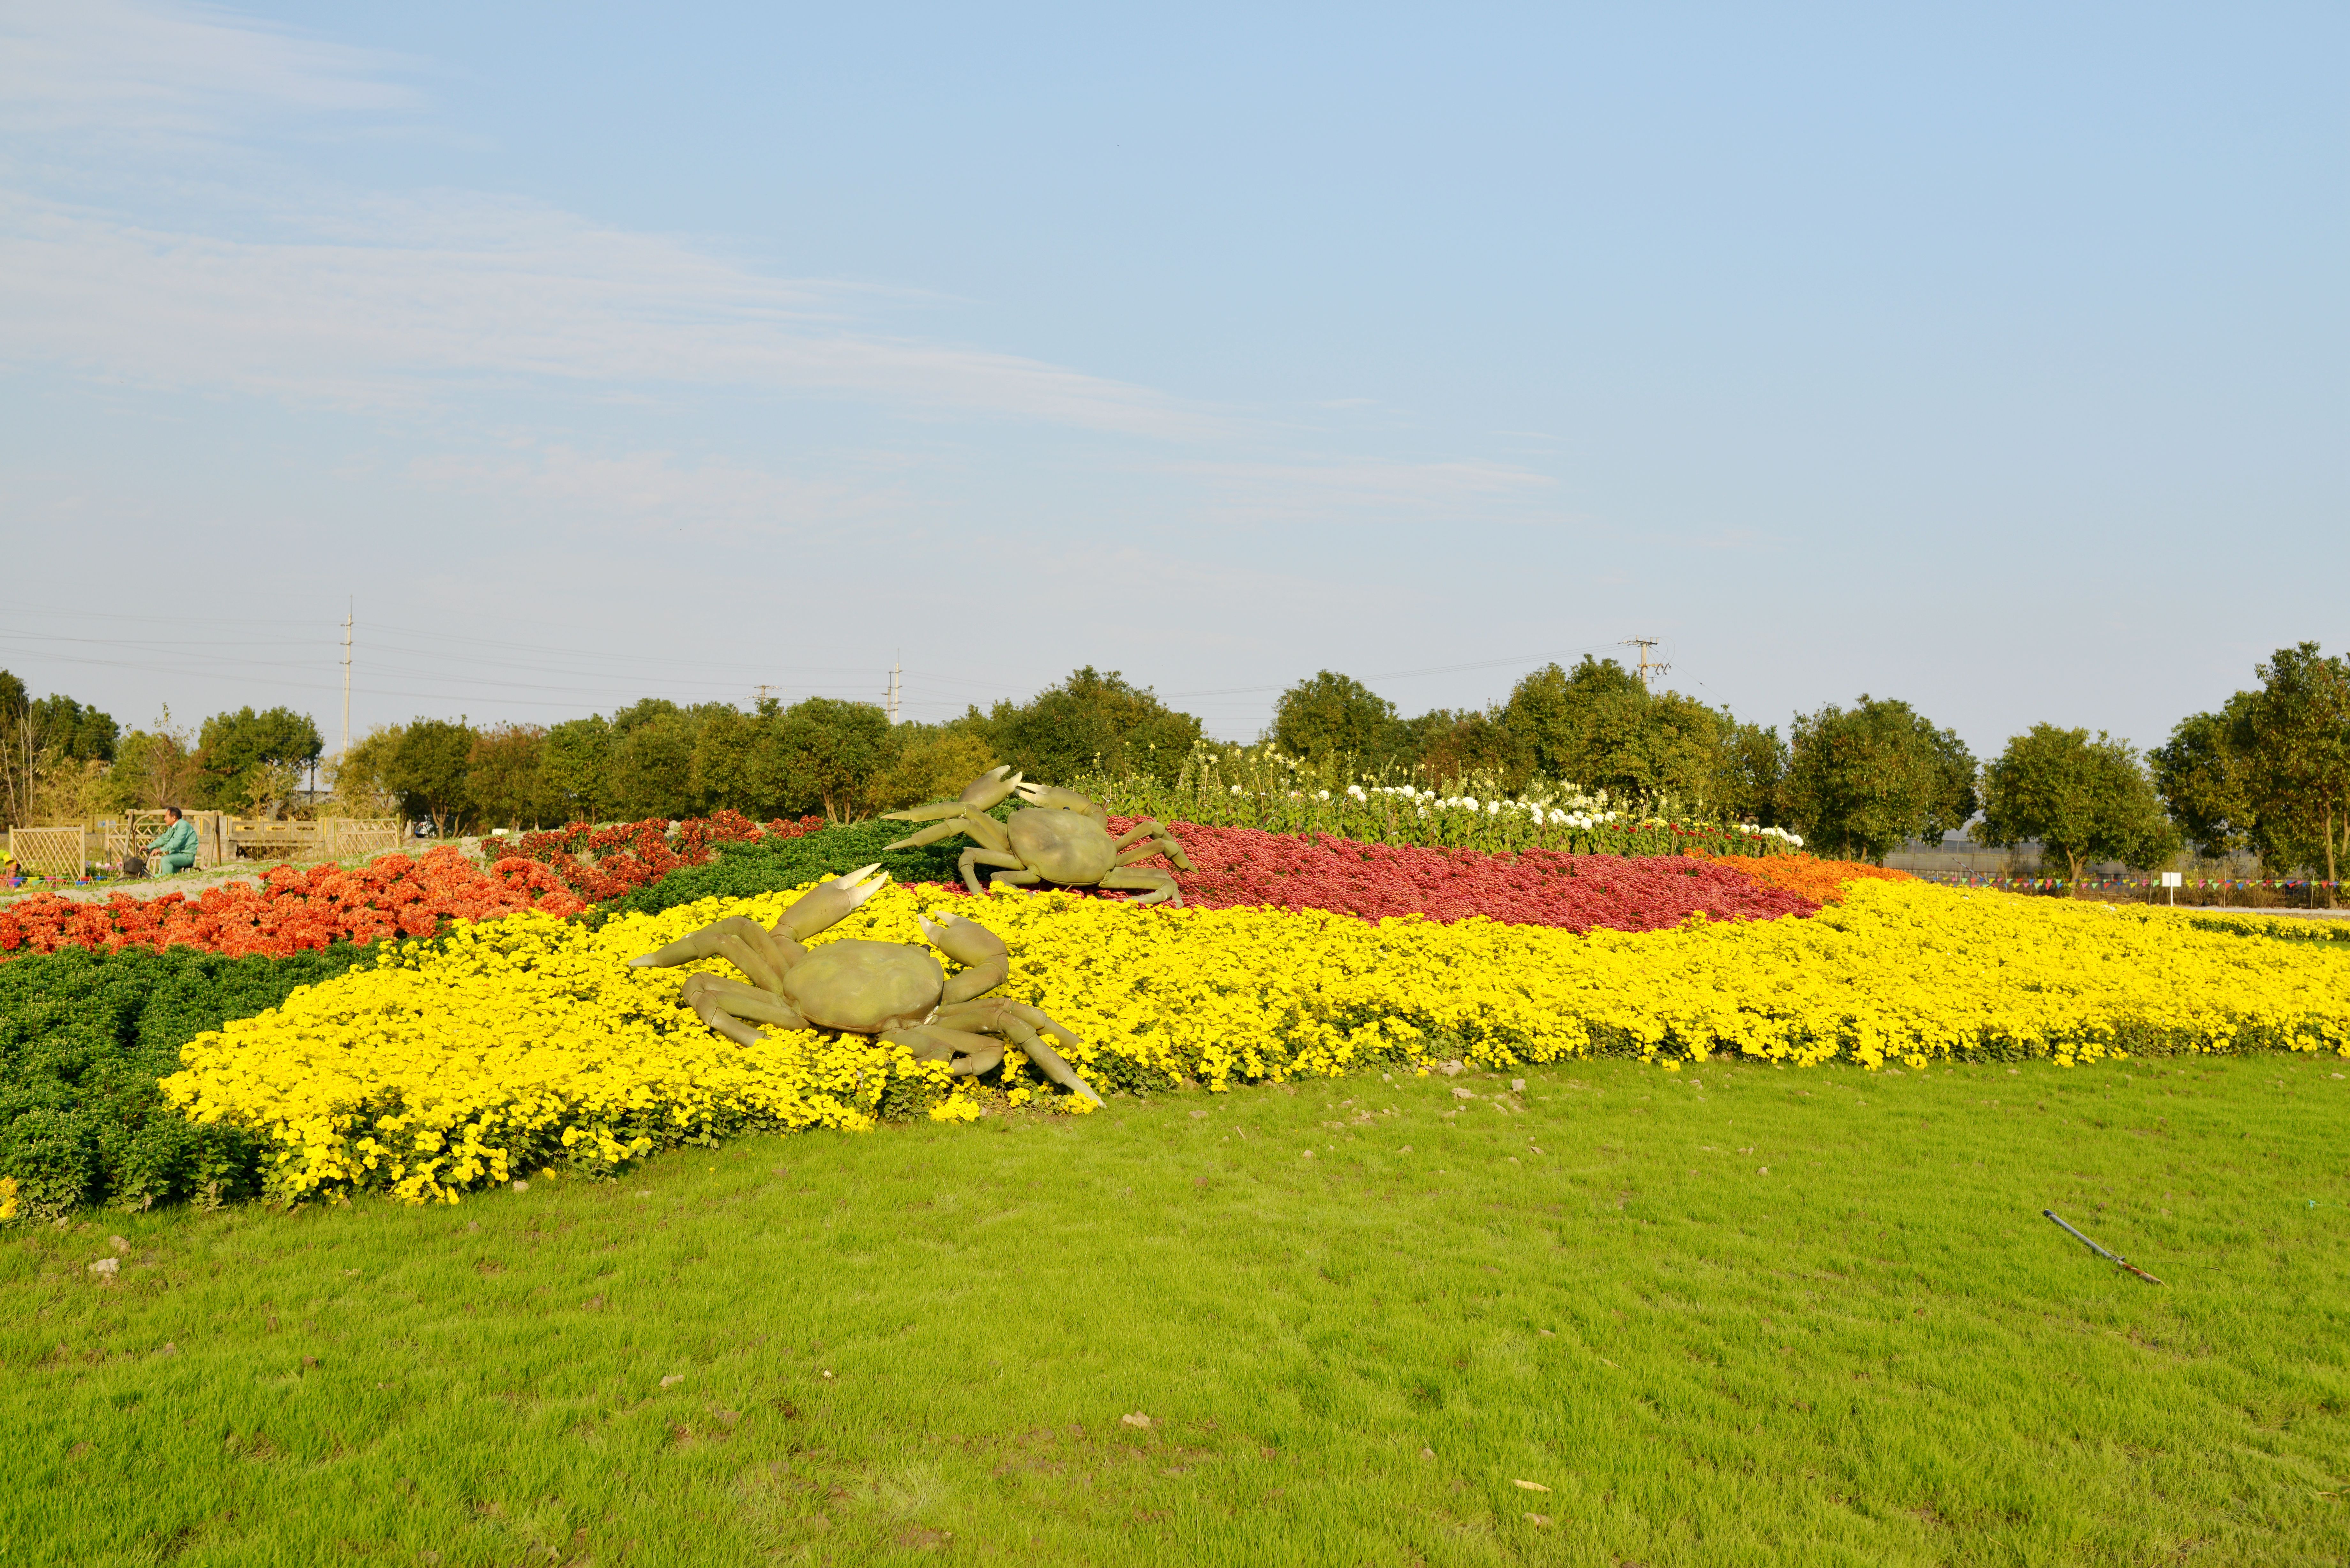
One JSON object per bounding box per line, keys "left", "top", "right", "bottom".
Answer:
{"left": 1108, "top": 820, "right": 1819, "bottom": 931}
{"left": 0, "top": 848, "right": 585, "bottom": 960}
{"left": 488, "top": 809, "right": 826, "bottom": 902}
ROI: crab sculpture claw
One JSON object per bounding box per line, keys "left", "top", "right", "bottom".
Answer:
{"left": 884, "top": 765, "right": 1024, "bottom": 824}
{"left": 777, "top": 863, "right": 891, "bottom": 943}
{"left": 1012, "top": 781, "right": 1108, "bottom": 821}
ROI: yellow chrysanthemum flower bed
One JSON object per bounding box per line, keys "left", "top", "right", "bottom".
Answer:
{"left": 163, "top": 878, "right": 2350, "bottom": 1204}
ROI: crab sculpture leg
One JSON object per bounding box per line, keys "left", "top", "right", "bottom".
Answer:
{"left": 624, "top": 863, "right": 895, "bottom": 1047}
{"left": 879, "top": 913, "right": 1102, "bottom": 1104}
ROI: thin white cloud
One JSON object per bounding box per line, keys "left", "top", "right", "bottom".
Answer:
{"left": 0, "top": 0, "right": 415, "bottom": 136}
{"left": 0, "top": 1, "right": 1219, "bottom": 437}
{"left": 0, "top": 190, "right": 1219, "bottom": 436}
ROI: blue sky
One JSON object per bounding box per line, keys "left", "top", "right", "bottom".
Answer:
{"left": 2, "top": 1, "right": 2340, "bottom": 758}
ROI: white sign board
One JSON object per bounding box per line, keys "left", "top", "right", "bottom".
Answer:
{"left": 2160, "top": 871, "right": 2183, "bottom": 888}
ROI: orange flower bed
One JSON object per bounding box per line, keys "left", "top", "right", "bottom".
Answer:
{"left": 1700, "top": 850, "right": 1912, "bottom": 905}
{"left": 0, "top": 848, "right": 584, "bottom": 960}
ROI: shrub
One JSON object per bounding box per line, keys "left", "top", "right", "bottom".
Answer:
{"left": 0, "top": 943, "right": 378, "bottom": 1217}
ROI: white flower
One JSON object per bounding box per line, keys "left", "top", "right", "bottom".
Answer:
{"left": 1317, "top": 789, "right": 1330, "bottom": 801}
{"left": 1229, "top": 784, "right": 1242, "bottom": 795}
{"left": 1346, "top": 784, "right": 1366, "bottom": 801}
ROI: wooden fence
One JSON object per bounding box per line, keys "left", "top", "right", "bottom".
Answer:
{"left": 213, "top": 818, "right": 405, "bottom": 864}
{"left": 7, "top": 825, "right": 88, "bottom": 880}
{"left": 9, "top": 816, "right": 410, "bottom": 879}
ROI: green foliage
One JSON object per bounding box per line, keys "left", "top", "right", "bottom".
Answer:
{"left": 465, "top": 722, "right": 547, "bottom": 831}
{"left": 324, "top": 722, "right": 404, "bottom": 820}
{"left": 1978, "top": 725, "right": 2179, "bottom": 886}
{"left": 2237, "top": 641, "right": 2350, "bottom": 889}
{"left": 1, "top": 675, "right": 123, "bottom": 827}
{"left": 2151, "top": 696, "right": 2258, "bottom": 859}
{"left": 0, "top": 944, "right": 377, "bottom": 1217}
{"left": 603, "top": 710, "right": 702, "bottom": 822}
{"left": 1500, "top": 659, "right": 1729, "bottom": 809}
{"left": 1270, "top": 672, "right": 1413, "bottom": 771}
{"left": 192, "top": 705, "right": 324, "bottom": 811}
{"left": 873, "top": 727, "right": 999, "bottom": 813}
{"left": 983, "top": 667, "right": 1202, "bottom": 784}
{"left": 27, "top": 695, "right": 118, "bottom": 763}
{"left": 594, "top": 819, "right": 973, "bottom": 920}
{"left": 1080, "top": 740, "right": 1800, "bottom": 858}
{"left": 385, "top": 718, "right": 477, "bottom": 834}
{"left": 1781, "top": 695, "right": 1977, "bottom": 863}
{"left": 772, "top": 697, "right": 892, "bottom": 821}
{"left": 537, "top": 716, "right": 611, "bottom": 824}
{"left": 1714, "top": 719, "right": 1789, "bottom": 827}
{"left": 689, "top": 707, "right": 781, "bottom": 821}
{"left": 1414, "top": 709, "right": 1534, "bottom": 792}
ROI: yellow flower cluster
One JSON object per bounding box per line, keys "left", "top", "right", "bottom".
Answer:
{"left": 0, "top": 1175, "right": 17, "bottom": 1223}
{"left": 165, "top": 879, "right": 2350, "bottom": 1203}
{"left": 163, "top": 898, "right": 961, "bottom": 1205}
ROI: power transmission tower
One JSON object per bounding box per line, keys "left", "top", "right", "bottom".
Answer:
{"left": 340, "top": 600, "right": 353, "bottom": 755}
{"left": 753, "top": 683, "right": 775, "bottom": 707}
{"left": 885, "top": 659, "right": 902, "bottom": 724}
{"left": 1621, "top": 637, "right": 1669, "bottom": 693}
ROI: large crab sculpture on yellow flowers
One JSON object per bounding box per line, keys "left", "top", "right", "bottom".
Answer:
{"left": 627, "top": 865, "right": 1102, "bottom": 1104}
{"left": 883, "top": 766, "right": 1194, "bottom": 906}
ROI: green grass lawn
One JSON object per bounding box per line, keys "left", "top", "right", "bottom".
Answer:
{"left": 5, "top": 1053, "right": 2346, "bottom": 1566}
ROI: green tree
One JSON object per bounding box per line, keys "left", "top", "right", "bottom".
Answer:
{"left": 603, "top": 711, "right": 703, "bottom": 821}
{"left": 1977, "top": 725, "right": 2179, "bottom": 891}
{"left": 691, "top": 704, "right": 785, "bottom": 820}
{"left": 2149, "top": 695, "right": 2258, "bottom": 858}
{"left": 773, "top": 697, "right": 892, "bottom": 821}
{"left": 325, "top": 724, "right": 405, "bottom": 819}
{"left": 537, "top": 717, "right": 611, "bottom": 824}
{"left": 1714, "top": 720, "right": 1789, "bottom": 826}
{"left": 466, "top": 723, "right": 548, "bottom": 830}
{"left": 1, "top": 676, "right": 121, "bottom": 825}
{"left": 193, "top": 707, "right": 324, "bottom": 811}
{"left": 102, "top": 718, "right": 202, "bottom": 813}
{"left": 27, "top": 696, "right": 117, "bottom": 763}
{"left": 1497, "top": 659, "right": 1727, "bottom": 807}
{"left": 1270, "top": 672, "right": 1410, "bottom": 770}
{"left": 1414, "top": 710, "right": 1534, "bottom": 793}
{"left": 384, "top": 719, "right": 477, "bottom": 836}
{"left": 2236, "top": 641, "right": 2350, "bottom": 894}
{"left": 986, "top": 668, "right": 1202, "bottom": 784}
{"left": 875, "top": 727, "right": 998, "bottom": 812}
{"left": 1780, "top": 696, "right": 1977, "bottom": 863}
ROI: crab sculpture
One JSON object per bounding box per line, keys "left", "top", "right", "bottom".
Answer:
{"left": 626, "top": 863, "right": 1101, "bottom": 1104}
{"left": 883, "top": 766, "right": 1194, "bottom": 905}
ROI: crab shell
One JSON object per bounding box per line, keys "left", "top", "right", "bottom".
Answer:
{"left": 1006, "top": 808, "right": 1119, "bottom": 886}
{"left": 775, "top": 939, "right": 945, "bottom": 1033}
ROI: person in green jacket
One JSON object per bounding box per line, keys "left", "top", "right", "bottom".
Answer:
{"left": 147, "top": 807, "right": 199, "bottom": 875}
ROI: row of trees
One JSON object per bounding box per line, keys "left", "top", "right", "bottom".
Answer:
{"left": 0, "top": 674, "right": 327, "bottom": 828}
{"left": 324, "top": 668, "right": 1204, "bottom": 835}
{"left": 6, "top": 644, "right": 2343, "bottom": 879}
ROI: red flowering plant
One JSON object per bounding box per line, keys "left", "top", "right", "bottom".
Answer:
{"left": 0, "top": 848, "right": 586, "bottom": 960}
{"left": 485, "top": 809, "right": 826, "bottom": 903}
{"left": 1074, "top": 819, "right": 1820, "bottom": 931}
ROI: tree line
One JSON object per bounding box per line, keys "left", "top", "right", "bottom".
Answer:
{"left": 4, "top": 643, "right": 2344, "bottom": 879}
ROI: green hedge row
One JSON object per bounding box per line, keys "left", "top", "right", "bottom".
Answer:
{"left": 0, "top": 944, "right": 380, "bottom": 1218}
{"left": 589, "top": 818, "right": 978, "bottom": 921}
